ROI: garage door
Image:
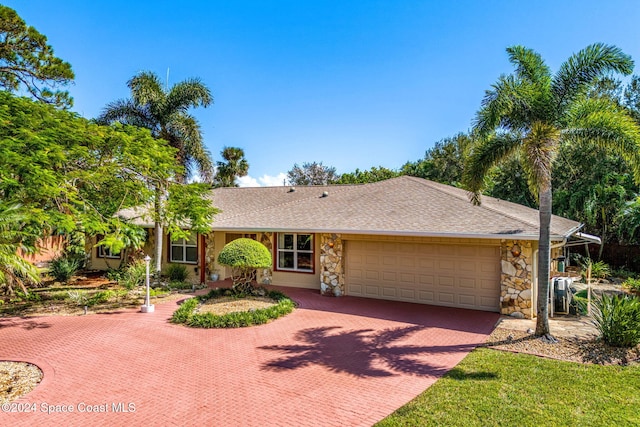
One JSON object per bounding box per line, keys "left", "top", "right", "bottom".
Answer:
{"left": 346, "top": 240, "right": 500, "bottom": 311}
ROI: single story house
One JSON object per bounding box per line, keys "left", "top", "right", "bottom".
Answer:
{"left": 88, "top": 176, "right": 598, "bottom": 319}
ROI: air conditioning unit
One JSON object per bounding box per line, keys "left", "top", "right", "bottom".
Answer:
{"left": 550, "top": 277, "right": 573, "bottom": 315}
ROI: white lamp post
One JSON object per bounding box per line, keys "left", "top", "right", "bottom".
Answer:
{"left": 141, "top": 255, "right": 155, "bottom": 313}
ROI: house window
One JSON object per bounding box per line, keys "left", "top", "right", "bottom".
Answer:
{"left": 97, "top": 245, "right": 121, "bottom": 259}
{"left": 96, "top": 235, "right": 121, "bottom": 259}
{"left": 170, "top": 234, "right": 198, "bottom": 264}
{"left": 276, "top": 233, "right": 313, "bottom": 272}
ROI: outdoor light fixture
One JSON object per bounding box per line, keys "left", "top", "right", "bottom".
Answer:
{"left": 510, "top": 244, "right": 521, "bottom": 258}
{"left": 140, "top": 255, "right": 155, "bottom": 313}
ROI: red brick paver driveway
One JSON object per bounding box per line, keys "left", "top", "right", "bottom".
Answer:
{"left": 0, "top": 286, "right": 498, "bottom": 426}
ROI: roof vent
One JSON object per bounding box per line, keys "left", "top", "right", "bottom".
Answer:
{"left": 321, "top": 191, "right": 329, "bottom": 198}
{"left": 288, "top": 186, "right": 296, "bottom": 193}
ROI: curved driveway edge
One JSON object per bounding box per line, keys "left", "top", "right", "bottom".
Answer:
{"left": 0, "top": 287, "right": 498, "bottom": 426}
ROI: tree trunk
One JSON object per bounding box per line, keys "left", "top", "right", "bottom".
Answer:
{"left": 154, "top": 186, "right": 163, "bottom": 284}
{"left": 535, "top": 185, "right": 553, "bottom": 338}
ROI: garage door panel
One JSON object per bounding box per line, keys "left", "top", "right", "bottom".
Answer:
{"left": 365, "top": 270, "right": 379, "bottom": 280}
{"left": 347, "top": 240, "right": 500, "bottom": 312}
{"left": 438, "top": 292, "right": 455, "bottom": 304}
{"left": 458, "top": 277, "right": 477, "bottom": 289}
{"left": 399, "top": 288, "right": 415, "bottom": 299}
{"left": 438, "top": 276, "right": 455, "bottom": 287}
{"left": 399, "top": 272, "right": 415, "bottom": 283}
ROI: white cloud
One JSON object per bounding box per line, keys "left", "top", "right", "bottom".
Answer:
{"left": 237, "top": 172, "right": 288, "bottom": 187}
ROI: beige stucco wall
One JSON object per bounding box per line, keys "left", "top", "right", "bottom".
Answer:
{"left": 87, "top": 232, "right": 201, "bottom": 284}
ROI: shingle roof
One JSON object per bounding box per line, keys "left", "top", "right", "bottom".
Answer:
{"left": 118, "top": 176, "right": 582, "bottom": 240}
{"left": 206, "top": 176, "right": 582, "bottom": 240}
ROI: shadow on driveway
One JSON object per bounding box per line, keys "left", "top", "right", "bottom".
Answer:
{"left": 260, "top": 324, "right": 481, "bottom": 378}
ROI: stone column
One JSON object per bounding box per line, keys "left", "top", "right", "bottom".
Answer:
{"left": 500, "top": 240, "right": 533, "bottom": 318}
{"left": 204, "top": 231, "right": 216, "bottom": 280}
{"left": 258, "top": 232, "right": 273, "bottom": 284}
{"left": 320, "top": 233, "right": 344, "bottom": 297}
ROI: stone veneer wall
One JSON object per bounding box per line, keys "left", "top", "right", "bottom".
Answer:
{"left": 204, "top": 231, "right": 216, "bottom": 279}
{"left": 501, "top": 240, "right": 533, "bottom": 319}
{"left": 258, "top": 232, "right": 273, "bottom": 284}
{"left": 320, "top": 233, "right": 344, "bottom": 296}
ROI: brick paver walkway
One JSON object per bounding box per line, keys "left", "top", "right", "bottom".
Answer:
{"left": 0, "top": 286, "right": 498, "bottom": 426}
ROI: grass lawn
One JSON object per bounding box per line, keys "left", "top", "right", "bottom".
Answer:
{"left": 377, "top": 348, "right": 639, "bottom": 427}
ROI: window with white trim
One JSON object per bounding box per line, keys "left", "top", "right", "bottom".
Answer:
{"left": 96, "top": 235, "right": 121, "bottom": 259}
{"left": 97, "top": 245, "right": 121, "bottom": 259}
{"left": 170, "top": 234, "right": 198, "bottom": 264}
{"left": 277, "top": 233, "right": 313, "bottom": 272}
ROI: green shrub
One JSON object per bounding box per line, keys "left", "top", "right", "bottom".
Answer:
{"left": 11, "top": 290, "right": 41, "bottom": 303}
{"left": 121, "top": 259, "right": 148, "bottom": 289}
{"left": 165, "top": 264, "right": 190, "bottom": 282}
{"left": 217, "top": 238, "right": 272, "bottom": 292}
{"left": 592, "top": 294, "right": 640, "bottom": 347}
{"left": 170, "top": 297, "right": 199, "bottom": 323}
{"left": 87, "top": 290, "right": 115, "bottom": 306}
{"left": 67, "top": 290, "right": 89, "bottom": 306}
{"left": 106, "top": 268, "right": 125, "bottom": 282}
{"left": 171, "top": 288, "right": 295, "bottom": 328}
{"left": 168, "top": 280, "right": 193, "bottom": 290}
{"left": 49, "top": 256, "right": 80, "bottom": 283}
{"left": 623, "top": 278, "right": 640, "bottom": 293}
{"left": 590, "top": 261, "right": 611, "bottom": 280}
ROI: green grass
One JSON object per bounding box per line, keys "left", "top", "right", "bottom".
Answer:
{"left": 377, "top": 348, "right": 640, "bottom": 427}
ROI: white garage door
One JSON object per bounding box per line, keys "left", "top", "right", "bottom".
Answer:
{"left": 346, "top": 240, "right": 500, "bottom": 311}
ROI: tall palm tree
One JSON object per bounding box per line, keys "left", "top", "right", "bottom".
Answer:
{"left": 214, "top": 146, "right": 249, "bottom": 187}
{"left": 98, "top": 71, "right": 214, "bottom": 182}
{"left": 464, "top": 44, "right": 640, "bottom": 339}
{"left": 98, "top": 71, "right": 214, "bottom": 275}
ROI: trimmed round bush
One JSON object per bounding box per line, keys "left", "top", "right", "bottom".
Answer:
{"left": 217, "top": 238, "right": 271, "bottom": 292}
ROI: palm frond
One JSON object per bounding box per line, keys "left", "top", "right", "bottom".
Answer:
{"left": 506, "top": 45, "right": 551, "bottom": 85}
{"left": 97, "top": 99, "right": 157, "bottom": 131}
{"left": 127, "top": 71, "right": 165, "bottom": 107}
{"left": 165, "top": 78, "right": 213, "bottom": 114}
{"left": 565, "top": 100, "right": 640, "bottom": 182}
{"left": 167, "top": 114, "right": 214, "bottom": 182}
{"left": 463, "top": 133, "right": 521, "bottom": 204}
{"left": 553, "top": 43, "right": 633, "bottom": 110}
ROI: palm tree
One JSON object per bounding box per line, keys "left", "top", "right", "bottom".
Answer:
{"left": 464, "top": 44, "right": 640, "bottom": 339}
{"left": 98, "top": 71, "right": 214, "bottom": 275}
{"left": 0, "top": 204, "right": 40, "bottom": 294}
{"left": 98, "top": 71, "right": 214, "bottom": 182}
{"left": 214, "top": 147, "right": 249, "bottom": 187}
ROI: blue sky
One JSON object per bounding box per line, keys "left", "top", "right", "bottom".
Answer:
{"left": 5, "top": 0, "right": 640, "bottom": 186}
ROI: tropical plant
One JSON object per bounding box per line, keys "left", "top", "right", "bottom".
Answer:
{"left": 622, "top": 277, "right": 640, "bottom": 294}
{"left": 0, "top": 5, "right": 74, "bottom": 107}
{"left": 165, "top": 263, "right": 190, "bottom": 282}
{"left": 121, "top": 258, "right": 149, "bottom": 290}
{"left": 98, "top": 71, "right": 216, "bottom": 276}
{"left": 464, "top": 43, "right": 640, "bottom": 338}
{"left": 98, "top": 71, "right": 214, "bottom": 182}
{"left": 592, "top": 294, "right": 640, "bottom": 347}
{"left": 214, "top": 147, "right": 249, "bottom": 187}
{"left": 49, "top": 255, "right": 80, "bottom": 283}
{"left": 0, "top": 204, "right": 40, "bottom": 294}
{"left": 217, "top": 238, "right": 272, "bottom": 293}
